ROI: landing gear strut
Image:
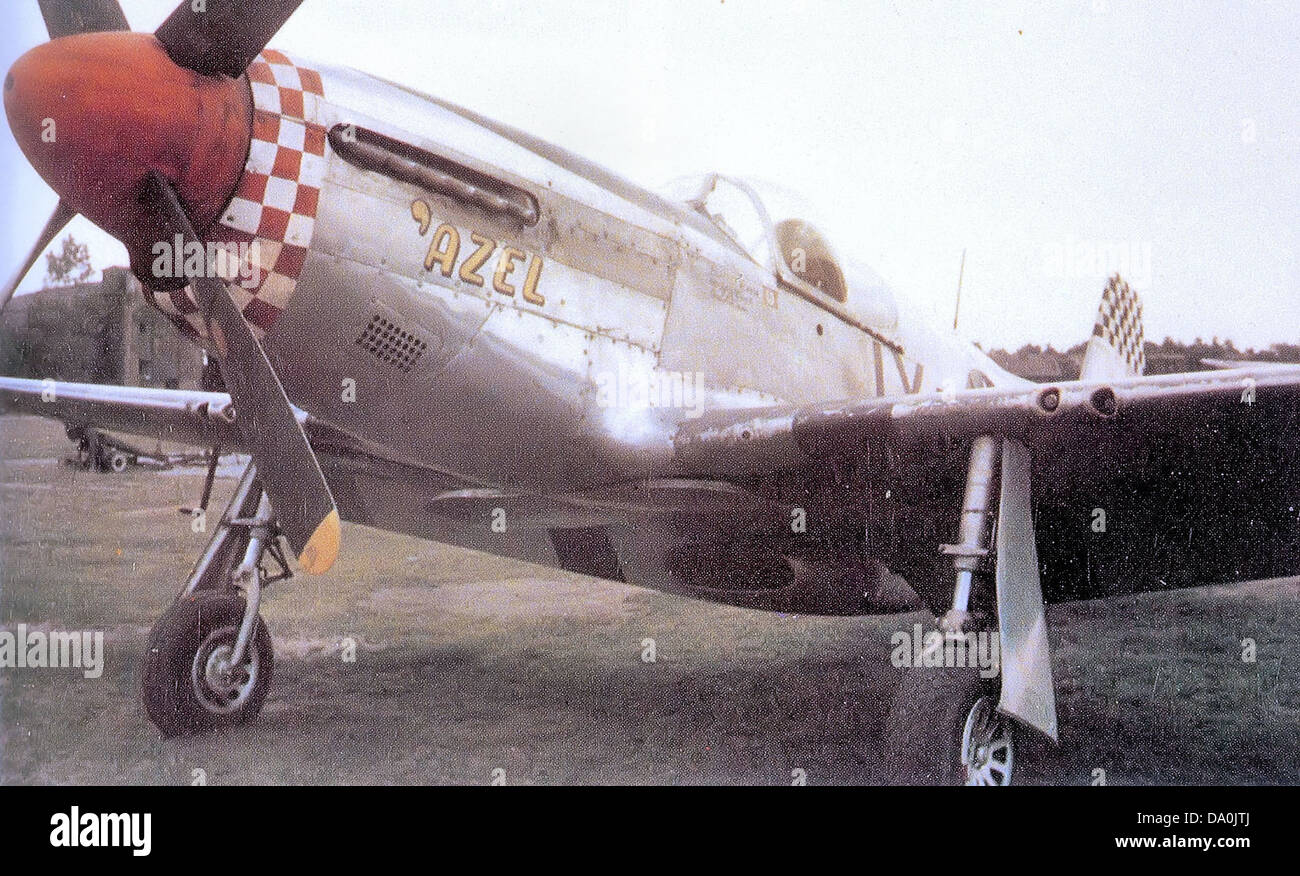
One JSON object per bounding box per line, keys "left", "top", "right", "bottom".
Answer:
{"left": 142, "top": 464, "right": 289, "bottom": 736}
{"left": 883, "top": 435, "right": 1017, "bottom": 785}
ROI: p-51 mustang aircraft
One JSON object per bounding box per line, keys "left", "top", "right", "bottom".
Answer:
{"left": 3, "top": 0, "right": 1298, "bottom": 784}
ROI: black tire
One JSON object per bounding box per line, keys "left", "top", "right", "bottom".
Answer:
{"left": 882, "top": 662, "right": 1006, "bottom": 785}
{"left": 142, "top": 590, "right": 273, "bottom": 737}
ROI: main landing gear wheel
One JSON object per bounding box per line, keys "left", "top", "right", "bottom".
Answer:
{"left": 882, "top": 665, "right": 1015, "bottom": 785}
{"left": 962, "top": 695, "right": 1014, "bottom": 785}
{"left": 142, "top": 590, "right": 273, "bottom": 737}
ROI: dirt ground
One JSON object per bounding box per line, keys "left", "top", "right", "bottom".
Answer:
{"left": 1, "top": 414, "right": 1296, "bottom": 785}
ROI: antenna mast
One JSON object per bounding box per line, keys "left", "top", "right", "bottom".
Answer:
{"left": 952, "top": 249, "right": 967, "bottom": 331}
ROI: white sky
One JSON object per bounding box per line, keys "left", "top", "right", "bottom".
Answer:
{"left": 2, "top": 0, "right": 1298, "bottom": 351}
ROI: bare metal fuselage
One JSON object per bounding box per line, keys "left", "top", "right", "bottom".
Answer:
{"left": 161, "top": 57, "right": 1017, "bottom": 612}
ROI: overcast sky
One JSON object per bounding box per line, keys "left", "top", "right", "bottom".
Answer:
{"left": 2, "top": 0, "right": 1297, "bottom": 351}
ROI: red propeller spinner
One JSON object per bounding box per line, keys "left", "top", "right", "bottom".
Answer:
{"left": 4, "top": 31, "right": 251, "bottom": 267}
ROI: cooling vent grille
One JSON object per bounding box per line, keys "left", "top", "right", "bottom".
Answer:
{"left": 355, "top": 314, "right": 428, "bottom": 373}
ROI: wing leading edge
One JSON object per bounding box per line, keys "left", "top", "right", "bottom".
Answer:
{"left": 0, "top": 376, "right": 248, "bottom": 449}
{"left": 673, "top": 365, "right": 1300, "bottom": 477}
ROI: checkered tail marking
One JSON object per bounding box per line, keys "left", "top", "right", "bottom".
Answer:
{"left": 1091, "top": 274, "right": 1145, "bottom": 375}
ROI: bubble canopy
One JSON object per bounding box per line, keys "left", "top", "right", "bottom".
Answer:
{"left": 662, "top": 174, "right": 898, "bottom": 332}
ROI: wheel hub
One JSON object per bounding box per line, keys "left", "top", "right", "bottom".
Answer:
{"left": 191, "top": 624, "right": 258, "bottom": 715}
{"left": 961, "top": 696, "right": 1014, "bottom": 785}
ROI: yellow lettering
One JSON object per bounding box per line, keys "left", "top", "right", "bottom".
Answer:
{"left": 410, "top": 199, "right": 431, "bottom": 235}
{"left": 425, "top": 224, "right": 460, "bottom": 276}
{"left": 459, "top": 233, "right": 495, "bottom": 287}
{"left": 521, "top": 255, "right": 544, "bottom": 306}
{"left": 411, "top": 212, "right": 542, "bottom": 305}
{"left": 493, "top": 247, "right": 525, "bottom": 296}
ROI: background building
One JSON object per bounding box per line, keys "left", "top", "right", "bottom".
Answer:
{"left": 0, "top": 267, "right": 205, "bottom": 389}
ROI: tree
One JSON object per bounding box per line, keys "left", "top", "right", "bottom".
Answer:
{"left": 43, "top": 234, "right": 94, "bottom": 287}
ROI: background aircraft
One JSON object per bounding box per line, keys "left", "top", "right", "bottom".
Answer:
{"left": 2, "top": 0, "right": 1298, "bottom": 784}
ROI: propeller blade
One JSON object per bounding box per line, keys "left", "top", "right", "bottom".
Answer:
{"left": 0, "top": 199, "right": 76, "bottom": 316}
{"left": 154, "top": 0, "right": 305, "bottom": 78}
{"left": 35, "top": 0, "right": 129, "bottom": 39}
{"left": 140, "top": 171, "right": 339, "bottom": 574}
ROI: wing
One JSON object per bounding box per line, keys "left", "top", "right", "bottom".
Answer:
{"left": 674, "top": 365, "right": 1300, "bottom": 477}
{"left": 0, "top": 376, "right": 248, "bottom": 449}
{"left": 676, "top": 364, "right": 1300, "bottom": 604}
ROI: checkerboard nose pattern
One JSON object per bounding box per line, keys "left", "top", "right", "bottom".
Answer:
{"left": 150, "top": 50, "right": 327, "bottom": 343}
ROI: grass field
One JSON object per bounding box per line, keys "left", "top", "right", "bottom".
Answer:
{"left": 1, "top": 414, "right": 1296, "bottom": 784}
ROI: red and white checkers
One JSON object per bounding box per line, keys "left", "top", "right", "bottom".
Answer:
{"left": 152, "top": 50, "right": 326, "bottom": 341}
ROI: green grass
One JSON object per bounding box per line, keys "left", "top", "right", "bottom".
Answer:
{"left": 1, "top": 414, "right": 1296, "bottom": 784}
